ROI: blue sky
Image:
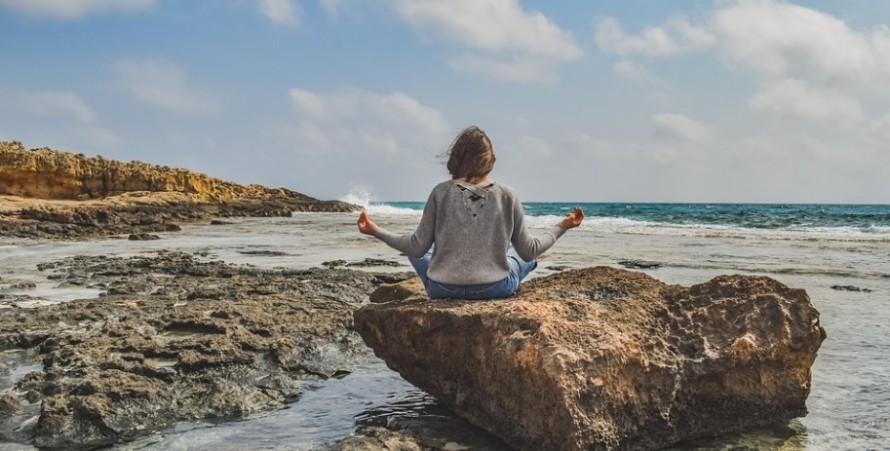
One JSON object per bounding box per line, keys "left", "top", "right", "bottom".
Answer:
{"left": 1, "top": 0, "right": 888, "bottom": 203}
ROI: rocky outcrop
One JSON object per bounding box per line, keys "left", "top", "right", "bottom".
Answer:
{"left": 1, "top": 140, "right": 307, "bottom": 201}
{"left": 354, "top": 267, "right": 826, "bottom": 451}
{"left": 0, "top": 252, "right": 411, "bottom": 449}
{"left": 0, "top": 141, "right": 357, "bottom": 238}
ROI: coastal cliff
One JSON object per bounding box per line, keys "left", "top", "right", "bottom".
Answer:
{"left": 0, "top": 140, "right": 313, "bottom": 201}
{"left": 0, "top": 141, "right": 356, "bottom": 238}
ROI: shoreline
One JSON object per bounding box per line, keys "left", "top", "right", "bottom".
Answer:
{"left": 1, "top": 213, "right": 888, "bottom": 449}
{"left": 0, "top": 249, "right": 413, "bottom": 449}
{"left": 0, "top": 193, "right": 357, "bottom": 240}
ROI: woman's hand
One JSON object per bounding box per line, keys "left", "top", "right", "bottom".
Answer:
{"left": 560, "top": 207, "right": 584, "bottom": 230}
{"left": 357, "top": 210, "right": 378, "bottom": 235}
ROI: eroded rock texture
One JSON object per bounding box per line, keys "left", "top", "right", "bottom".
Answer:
{"left": 354, "top": 267, "right": 826, "bottom": 451}
{"left": 1, "top": 140, "right": 308, "bottom": 201}
{"left": 0, "top": 141, "right": 356, "bottom": 238}
{"left": 0, "top": 252, "right": 407, "bottom": 449}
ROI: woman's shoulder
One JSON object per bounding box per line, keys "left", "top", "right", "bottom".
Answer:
{"left": 491, "top": 181, "right": 518, "bottom": 198}
{"left": 430, "top": 179, "right": 457, "bottom": 194}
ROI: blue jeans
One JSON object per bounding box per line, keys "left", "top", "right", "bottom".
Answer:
{"left": 408, "top": 246, "right": 538, "bottom": 300}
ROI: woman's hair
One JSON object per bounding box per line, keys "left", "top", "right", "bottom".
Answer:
{"left": 445, "top": 126, "right": 496, "bottom": 180}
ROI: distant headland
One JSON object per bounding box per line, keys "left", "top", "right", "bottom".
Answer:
{"left": 0, "top": 141, "right": 357, "bottom": 239}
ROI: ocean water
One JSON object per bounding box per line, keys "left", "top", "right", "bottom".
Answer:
{"left": 1, "top": 201, "right": 889, "bottom": 450}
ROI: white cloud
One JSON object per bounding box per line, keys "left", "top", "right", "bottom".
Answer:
{"left": 593, "top": 0, "right": 890, "bottom": 178}
{"left": 318, "top": 0, "right": 349, "bottom": 15}
{"left": 286, "top": 86, "right": 449, "bottom": 156}
{"left": 749, "top": 78, "right": 865, "bottom": 125}
{"left": 22, "top": 91, "right": 97, "bottom": 123}
{"left": 391, "top": 0, "right": 580, "bottom": 58}
{"left": 259, "top": 0, "right": 301, "bottom": 27}
{"left": 613, "top": 59, "right": 652, "bottom": 82}
{"left": 594, "top": 16, "right": 714, "bottom": 57}
{"left": 116, "top": 59, "right": 222, "bottom": 115}
{"left": 447, "top": 54, "right": 558, "bottom": 83}
{"left": 652, "top": 113, "right": 711, "bottom": 144}
{"left": 595, "top": 17, "right": 678, "bottom": 57}
{"left": 513, "top": 135, "right": 552, "bottom": 157}
{"left": 0, "top": 0, "right": 154, "bottom": 19}
{"left": 711, "top": 0, "right": 888, "bottom": 87}
{"left": 276, "top": 86, "right": 452, "bottom": 199}
{"left": 0, "top": 86, "right": 121, "bottom": 150}
{"left": 597, "top": 1, "right": 890, "bottom": 94}
{"left": 388, "top": 0, "right": 581, "bottom": 82}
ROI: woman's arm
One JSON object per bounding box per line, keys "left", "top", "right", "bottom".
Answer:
{"left": 357, "top": 194, "right": 437, "bottom": 258}
{"left": 511, "top": 205, "right": 584, "bottom": 261}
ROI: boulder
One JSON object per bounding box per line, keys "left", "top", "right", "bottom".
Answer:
{"left": 354, "top": 267, "right": 826, "bottom": 451}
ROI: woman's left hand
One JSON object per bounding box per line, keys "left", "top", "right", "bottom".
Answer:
{"left": 560, "top": 207, "right": 584, "bottom": 230}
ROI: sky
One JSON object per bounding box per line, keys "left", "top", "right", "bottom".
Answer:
{"left": 0, "top": 0, "right": 888, "bottom": 203}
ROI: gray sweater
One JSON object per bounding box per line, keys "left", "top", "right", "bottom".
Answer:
{"left": 373, "top": 180, "right": 566, "bottom": 285}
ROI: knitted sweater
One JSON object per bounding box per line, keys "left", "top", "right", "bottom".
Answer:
{"left": 373, "top": 180, "right": 566, "bottom": 285}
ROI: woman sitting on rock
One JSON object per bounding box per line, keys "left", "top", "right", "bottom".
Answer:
{"left": 357, "top": 126, "right": 584, "bottom": 300}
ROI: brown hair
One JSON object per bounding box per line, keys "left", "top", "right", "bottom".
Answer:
{"left": 445, "top": 126, "right": 495, "bottom": 181}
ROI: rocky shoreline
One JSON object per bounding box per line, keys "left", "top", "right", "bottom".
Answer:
{"left": 0, "top": 251, "right": 413, "bottom": 449}
{"left": 0, "top": 141, "right": 827, "bottom": 450}
{"left": 0, "top": 141, "right": 357, "bottom": 240}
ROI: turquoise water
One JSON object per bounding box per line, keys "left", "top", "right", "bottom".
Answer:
{"left": 382, "top": 202, "right": 890, "bottom": 231}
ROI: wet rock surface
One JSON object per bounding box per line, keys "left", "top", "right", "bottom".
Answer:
{"left": 830, "top": 284, "right": 872, "bottom": 293}
{"left": 0, "top": 251, "right": 412, "bottom": 449}
{"left": 618, "top": 259, "right": 662, "bottom": 269}
{"left": 355, "top": 267, "right": 827, "bottom": 451}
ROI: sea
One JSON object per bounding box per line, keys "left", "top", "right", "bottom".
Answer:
{"left": 1, "top": 198, "right": 889, "bottom": 450}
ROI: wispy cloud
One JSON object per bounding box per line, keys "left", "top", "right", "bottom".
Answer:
{"left": 593, "top": 0, "right": 890, "bottom": 172}
{"left": 318, "top": 0, "right": 350, "bottom": 16}
{"left": 749, "top": 79, "right": 865, "bottom": 126}
{"left": 286, "top": 86, "right": 449, "bottom": 156}
{"left": 23, "top": 91, "right": 98, "bottom": 123}
{"left": 612, "top": 59, "right": 654, "bottom": 82}
{"left": 0, "top": 0, "right": 155, "bottom": 19}
{"left": 595, "top": 0, "right": 890, "bottom": 94}
{"left": 594, "top": 16, "right": 714, "bottom": 57}
{"left": 116, "top": 58, "right": 222, "bottom": 115}
{"left": 0, "top": 86, "right": 121, "bottom": 150}
{"left": 652, "top": 113, "right": 711, "bottom": 144}
{"left": 258, "top": 0, "right": 301, "bottom": 27}
{"left": 388, "top": 0, "right": 582, "bottom": 82}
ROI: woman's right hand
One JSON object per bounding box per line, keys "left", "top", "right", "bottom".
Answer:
{"left": 357, "top": 210, "right": 378, "bottom": 235}
{"left": 560, "top": 207, "right": 584, "bottom": 230}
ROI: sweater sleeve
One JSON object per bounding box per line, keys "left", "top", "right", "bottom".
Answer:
{"left": 510, "top": 198, "right": 566, "bottom": 262}
{"left": 372, "top": 190, "right": 436, "bottom": 258}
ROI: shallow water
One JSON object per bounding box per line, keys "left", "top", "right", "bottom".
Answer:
{"left": 1, "top": 212, "right": 889, "bottom": 450}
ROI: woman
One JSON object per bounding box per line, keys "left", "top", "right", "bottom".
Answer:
{"left": 357, "top": 126, "right": 583, "bottom": 299}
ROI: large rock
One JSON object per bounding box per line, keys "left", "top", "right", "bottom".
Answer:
{"left": 354, "top": 267, "right": 826, "bottom": 451}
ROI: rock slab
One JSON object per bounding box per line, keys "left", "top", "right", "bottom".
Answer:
{"left": 354, "top": 267, "right": 826, "bottom": 451}
{"left": 0, "top": 252, "right": 403, "bottom": 449}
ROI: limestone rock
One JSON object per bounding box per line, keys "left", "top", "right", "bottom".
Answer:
{"left": 368, "top": 278, "right": 425, "bottom": 303}
{"left": 354, "top": 267, "right": 826, "bottom": 451}
{"left": 0, "top": 252, "right": 390, "bottom": 449}
{"left": 0, "top": 140, "right": 307, "bottom": 201}
{"left": 0, "top": 141, "right": 358, "bottom": 238}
